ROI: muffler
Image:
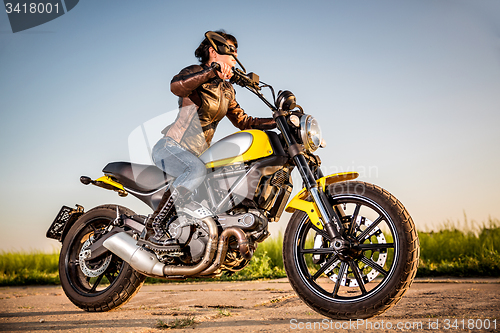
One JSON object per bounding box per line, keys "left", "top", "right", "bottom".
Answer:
{"left": 103, "top": 217, "right": 218, "bottom": 278}
{"left": 103, "top": 232, "right": 165, "bottom": 276}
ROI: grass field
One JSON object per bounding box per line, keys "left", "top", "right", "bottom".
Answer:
{"left": 417, "top": 217, "right": 500, "bottom": 277}
{"left": 1, "top": 218, "right": 499, "bottom": 286}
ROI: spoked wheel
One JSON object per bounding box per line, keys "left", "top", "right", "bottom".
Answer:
{"left": 59, "top": 205, "right": 146, "bottom": 312}
{"left": 283, "top": 181, "right": 419, "bottom": 319}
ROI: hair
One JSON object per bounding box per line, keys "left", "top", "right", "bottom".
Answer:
{"left": 195, "top": 30, "right": 238, "bottom": 64}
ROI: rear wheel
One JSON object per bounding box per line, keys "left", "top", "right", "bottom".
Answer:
{"left": 283, "top": 181, "right": 419, "bottom": 319}
{"left": 59, "top": 205, "right": 146, "bottom": 312}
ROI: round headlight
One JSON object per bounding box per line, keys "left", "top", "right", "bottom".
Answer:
{"left": 300, "top": 115, "right": 323, "bottom": 152}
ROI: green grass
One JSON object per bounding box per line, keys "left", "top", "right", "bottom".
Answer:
{"left": 417, "top": 217, "right": 500, "bottom": 277}
{"left": 0, "top": 251, "right": 60, "bottom": 286}
{"left": 1, "top": 218, "right": 499, "bottom": 286}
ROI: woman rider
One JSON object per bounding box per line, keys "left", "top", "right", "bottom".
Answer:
{"left": 142, "top": 31, "right": 276, "bottom": 247}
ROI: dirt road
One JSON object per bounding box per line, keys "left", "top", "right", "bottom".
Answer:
{"left": 1, "top": 278, "right": 499, "bottom": 332}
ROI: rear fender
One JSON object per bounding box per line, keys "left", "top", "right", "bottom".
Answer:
{"left": 284, "top": 172, "right": 359, "bottom": 230}
{"left": 81, "top": 175, "right": 128, "bottom": 197}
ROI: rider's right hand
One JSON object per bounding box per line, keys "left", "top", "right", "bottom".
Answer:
{"left": 211, "top": 61, "right": 232, "bottom": 81}
{"left": 218, "top": 62, "right": 233, "bottom": 80}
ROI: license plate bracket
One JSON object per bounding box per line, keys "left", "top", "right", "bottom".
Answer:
{"left": 46, "top": 205, "right": 84, "bottom": 242}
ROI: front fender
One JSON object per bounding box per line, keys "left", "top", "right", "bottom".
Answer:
{"left": 284, "top": 172, "right": 359, "bottom": 229}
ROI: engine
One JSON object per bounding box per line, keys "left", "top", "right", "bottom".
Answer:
{"left": 149, "top": 213, "right": 208, "bottom": 264}
{"left": 151, "top": 208, "right": 268, "bottom": 272}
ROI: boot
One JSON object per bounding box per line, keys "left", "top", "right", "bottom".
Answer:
{"left": 140, "top": 186, "right": 191, "bottom": 248}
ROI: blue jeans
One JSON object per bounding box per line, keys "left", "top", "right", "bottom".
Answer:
{"left": 151, "top": 137, "right": 207, "bottom": 192}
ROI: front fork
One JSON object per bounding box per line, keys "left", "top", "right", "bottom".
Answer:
{"left": 275, "top": 116, "right": 347, "bottom": 249}
{"left": 294, "top": 155, "right": 348, "bottom": 250}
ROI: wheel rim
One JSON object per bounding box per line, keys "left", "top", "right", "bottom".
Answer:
{"left": 64, "top": 217, "right": 126, "bottom": 296}
{"left": 293, "top": 194, "right": 400, "bottom": 303}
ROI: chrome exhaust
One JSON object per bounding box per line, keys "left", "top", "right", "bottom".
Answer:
{"left": 163, "top": 216, "right": 218, "bottom": 276}
{"left": 103, "top": 217, "right": 218, "bottom": 278}
{"left": 103, "top": 232, "right": 165, "bottom": 276}
{"left": 199, "top": 227, "right": 254, "bottom": 276}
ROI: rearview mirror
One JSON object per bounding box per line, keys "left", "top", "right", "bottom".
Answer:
{"left": 205, "top": 31, "right": 236, "bottom": 56}
{"left": 205, "top": 31, "right": 246, "bottom": 73}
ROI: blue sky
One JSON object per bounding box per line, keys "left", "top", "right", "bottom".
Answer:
{"left": 1, "top": 0, "right": 499, "bottom": 251}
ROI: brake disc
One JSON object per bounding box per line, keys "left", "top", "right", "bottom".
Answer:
{"left": 319, "top": 216, "right": 388, "bottom": 287}
{"left": 78, "top": 238, "right": 112, "bottom": 278}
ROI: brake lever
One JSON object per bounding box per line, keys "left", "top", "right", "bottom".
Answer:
{"left": 231, "top": 68, "right": 261, "bottom": 90}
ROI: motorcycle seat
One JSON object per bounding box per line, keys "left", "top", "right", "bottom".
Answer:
{"left": 102, "top": 162, "right": 173, "bottom": 193}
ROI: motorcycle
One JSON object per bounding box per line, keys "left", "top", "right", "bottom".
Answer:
{"left": 47, "top": 31, "right": 419, "bottom": 318}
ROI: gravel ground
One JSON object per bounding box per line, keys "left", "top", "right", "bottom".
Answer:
{"left": 1, "top": 277, "right": 499, "bottom": 333}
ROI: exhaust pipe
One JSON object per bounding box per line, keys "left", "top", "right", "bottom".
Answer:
{"left": 163, "top": 217, "right": 218, "bottom": 276}
{"left": 199, "top": 227, "right": 254, "bottom": 276}
{"left": 103, "top": 217, "right": 218, "bottom": 278}
{"left": 103, "top": 232, "right": 165, "bottom": 276}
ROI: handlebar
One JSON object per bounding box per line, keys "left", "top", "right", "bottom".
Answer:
{"left": 210, "top": 62, "right": 260, "bottom": 89}
{"left": 210, "top": 62, "right": 278, "bottom": 112}
{"left": 231, "top": 68, "right": 260, "bottom": 89}
{"left": 210, "top": 61, "right": 221, "bottom": 72}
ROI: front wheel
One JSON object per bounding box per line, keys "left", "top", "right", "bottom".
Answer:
{"left": 283, "top": 181, "right": 419, "bottom": 319}
{"left": 59, "top": 204, "right": 146, "bottom": 312}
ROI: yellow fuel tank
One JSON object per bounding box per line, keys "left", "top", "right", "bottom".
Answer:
{"left": 199, "top": 130, "right": 274, "bottom": 168}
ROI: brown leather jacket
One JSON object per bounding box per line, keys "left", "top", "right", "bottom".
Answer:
{"left": 162, "top": 64, "right": 276, "bottom": 156}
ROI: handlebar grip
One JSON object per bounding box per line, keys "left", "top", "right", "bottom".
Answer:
{"left": 210, "top": 62, "right": 221, "bottom": 72}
